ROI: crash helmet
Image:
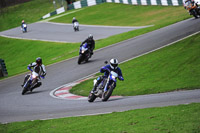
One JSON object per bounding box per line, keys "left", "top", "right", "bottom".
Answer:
{"left": 73, "top": 17, "right": 76, "bottom": 20}
{"left": 110, "top": 58, "right": 118, "bottom": 69}
{"left": 36, "top": 57, "right": 42, "bottom": 65}
{"left": 88, "top": 34, "right": 93, "bottom": 39}
{"left": 22, "top": 20, "right": 24, "bottom": 23}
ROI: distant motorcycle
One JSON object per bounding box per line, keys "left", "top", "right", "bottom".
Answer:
{"left": 78, "top": 43, "right": 91, "bottom": 64}
{"left": 22, "top": 71, "right": 44, "bottom": 95}
{"left": 88, "top": 68, "right": 119, "bottom": 102}
{"left": 185, "top": 1, "right": 200, "bottom": 18}
{"left": 21, "top": 23, "right": 27, "bottom": 33}
{"left": 73, "top": 22, "right": 79, "bottom": 32}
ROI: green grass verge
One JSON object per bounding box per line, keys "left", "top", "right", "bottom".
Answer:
{"left": 51, "top": 3, "right": 189, "bottom": 27}
{"left": 0, "top": 3, "right": 191, "bottom": 78}
{"left": 0, "top": 36, "right": 80, "bottom": 76}
{"left": 0, "top": 103, "right": 200, "bottom": 132}
{"left": 70, "top": 33, "right": 200, "bottom": 96}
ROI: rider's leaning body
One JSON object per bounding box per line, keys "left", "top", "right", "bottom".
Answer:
{"left": 22, "top": 57, "right": 46, "bottom": 91}
{"left": 91, "top": 59, "right": 124, "bottom": 93}
{"left": 100, "top": 64, "right": 124, "bottom": 81}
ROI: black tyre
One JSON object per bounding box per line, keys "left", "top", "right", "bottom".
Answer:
{"left": 22, "top": 85, "right": 29, "bottom": 95}
{"left": 78, "top": 55, "right": 83, "bottom": 64}
{"left": 88, "top": 93, "right": 97, "bottom": 102}
{"left": 102, "top": 85, "right": 114, "bottom": 101}
{"left": 192, "top": 10, "right": 198, "bottom": 18}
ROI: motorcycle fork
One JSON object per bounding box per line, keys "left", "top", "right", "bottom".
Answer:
{"left": 104, "top": 76, "right": 110, "bottom": 92}
{"left": 23, "top": 76, "right": 31, "bottom": 88}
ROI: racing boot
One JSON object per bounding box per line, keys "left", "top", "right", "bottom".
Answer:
{"left": 90, "top": 76, "right": 102, "bottom": 93}
{"left": 91, "top": 83, "right": 98, "bottom": 94}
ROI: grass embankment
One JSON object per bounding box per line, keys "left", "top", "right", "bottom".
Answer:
{"left": 0, "top": 103, "right": 200, "bottom": 132}
{"left": 0, "top": 0, "right": 62, "bottom": 32}
{"left": 0, "top": 37, "right": 80, "bottom": 76}
{"left": 52, "top": 3, "right": 189, "bottom": 27}
{"left": 0, "top": 3, "right": 190, "bottom": 78}
{"left": 71, "top": 33, "right": 200, "bottom": 96}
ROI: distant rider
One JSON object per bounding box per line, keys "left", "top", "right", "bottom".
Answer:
{"left": 80, "top": 34, "right": 95, "bottom": 56}
{"left": 21, "top": 57, "right": 46, "bottom": 91}
{"left": 91, "top": 58, "right": 124, "bottom": 93}
{"left": 21, "top": 20, "right": 26, "bottom": 28}
{"left": 72, "top": 17, "right": 78, "bottom": 24}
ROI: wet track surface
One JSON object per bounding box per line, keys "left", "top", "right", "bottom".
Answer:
{"left": 0, "top": 18, "right": 200, "bottom": 123}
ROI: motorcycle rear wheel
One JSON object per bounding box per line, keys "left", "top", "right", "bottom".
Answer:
{"left": 88, "top": 93, "right": 97, "bottom": 102}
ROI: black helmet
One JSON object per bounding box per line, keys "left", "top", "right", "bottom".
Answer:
{"left": 36, "top": 57, "right": 42, "bottom": 65}
{"left": 88, "top": 34, "right": 93, "bottom": 39}
{"left": 110, "top": 58, "right": 118, "bottom": 69}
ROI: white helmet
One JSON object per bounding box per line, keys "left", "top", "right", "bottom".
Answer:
{"left": 110, "top": 58, "right": 118, "bottom": 69}
{"left": 88, "top": 34, "right": 93, "bottom": 39}
{"left": 73, "top": 17, "right": 76, "bottom": 20}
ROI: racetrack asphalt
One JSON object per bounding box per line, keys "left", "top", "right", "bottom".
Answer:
{"left": 0, "top": 18, "right": 200, "bottom": 123}
{"left": 0, "top": 22, "right": 152, "bottom": 43}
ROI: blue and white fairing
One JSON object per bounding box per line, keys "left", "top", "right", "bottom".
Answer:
{"left": 79, "top": 43, "right": 89, "bottom": 54}
{"left": 103, "top": 71, "right": 118, "bottom": 92}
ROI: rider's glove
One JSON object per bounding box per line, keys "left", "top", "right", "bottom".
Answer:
{"left": 119, "top": 76, "right": 124, "bottom": 81}
{"left": 42, "top": 73, "right": 46, "bottom": 77}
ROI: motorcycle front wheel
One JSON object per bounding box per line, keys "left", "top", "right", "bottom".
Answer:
{"left": 78, "top": 55, "right": 83, "bottom": 64}
{"left": 102, "top": 85, "right": 114, "bottom": 101}
{"left": 22, "top": 82, "right": 30, "bottom": 95}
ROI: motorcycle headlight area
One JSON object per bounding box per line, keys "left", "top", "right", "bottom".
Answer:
{"left": 112, "top": 75, "right": 116, "bottom": 79}
{"left": 81, "top": 50, "right": 85, "bottom": 54}
{"left": 32, "top": 75, "right": 37, "bottom": 78}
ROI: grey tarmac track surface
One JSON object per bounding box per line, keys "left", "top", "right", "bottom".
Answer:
{"left": 0, "top": 22, "right": 151, "bottom": 43}
{"left": 0, "top": 18, "right": 200, "bottom": 123}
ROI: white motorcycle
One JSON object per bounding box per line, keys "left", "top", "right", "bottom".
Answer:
{"left": 22, "top": 71, "right": 44, "bottom": 95}
{"left": 73, "top": 22, "right": 79, "bottom": 32}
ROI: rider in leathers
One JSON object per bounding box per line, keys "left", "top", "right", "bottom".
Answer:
{"left": 21, "top": 57, "right": 46, "bottom": 91}
{"left": 72, "top": 17, "right": 78, "bottom": 24}
{"left": 80, "top": 34, "right": 95, "bottom": 56}
{"left": 91, "top": 58, "right": 124, "bottom": 93}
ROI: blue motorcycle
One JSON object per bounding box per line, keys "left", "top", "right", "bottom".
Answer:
{"left": 88, "top": 69, "right": 118, "bottom": 102}
{"left": 21, "top": 23, "right": 27, "bottom": 33}
{"left": 78, "top": 43, "right": 91, "bottom": 64}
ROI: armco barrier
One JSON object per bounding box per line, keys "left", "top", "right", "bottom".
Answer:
{"left": 67, "top": 0, "right": 184, "bottom": 10}
{"left": 68, "top": 0, "right": 105, "bottom": 10}
{"left": 41, "top": 7, "right": 65, "bottom": 19}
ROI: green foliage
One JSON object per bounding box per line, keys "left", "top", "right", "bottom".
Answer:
{"left": 71, "top": 33, "right": 200, "bottom": 96}
{"left": 0, "top": 103, "right": 200, "bottom": 132}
